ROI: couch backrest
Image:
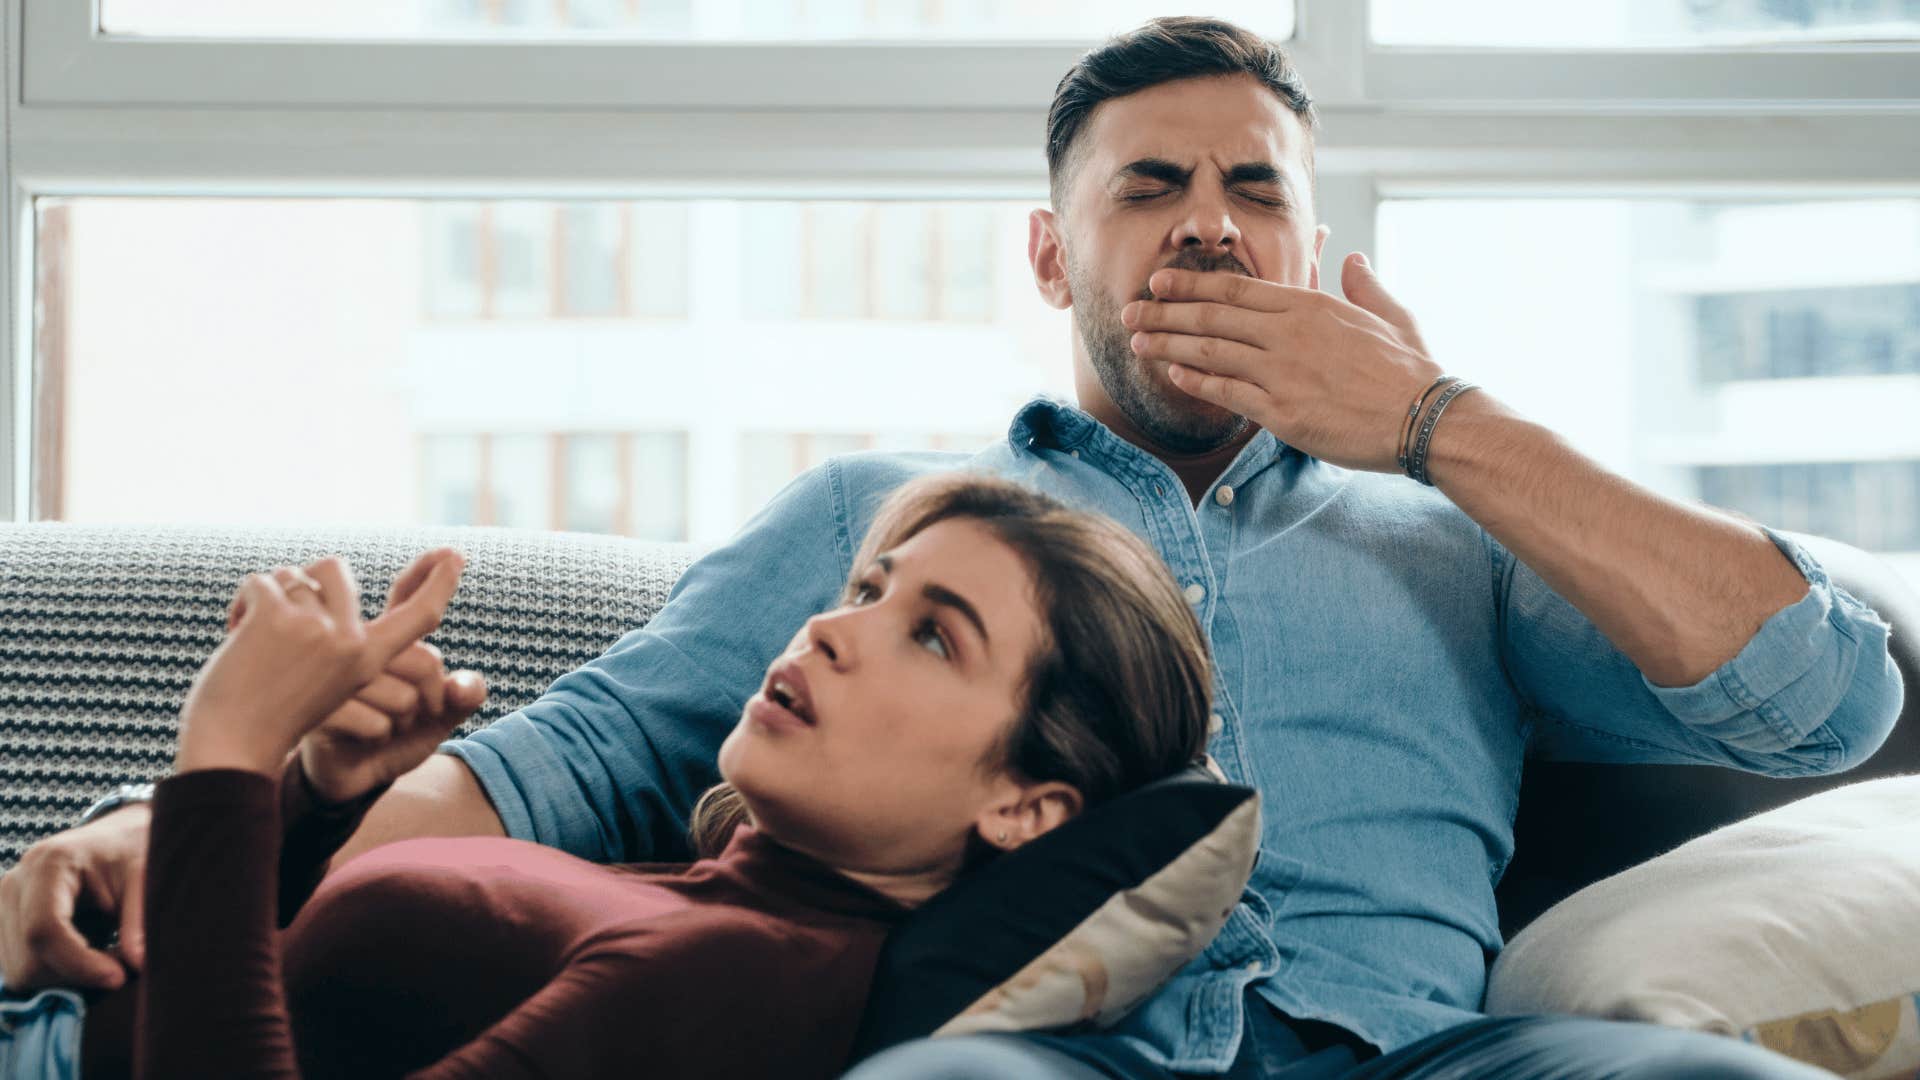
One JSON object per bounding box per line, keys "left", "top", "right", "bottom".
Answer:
{"left": 4, "top": 522, "right": 1910, "bottom": 941}
{"left": 0, "top": 522, "right": 695, "bottom": 869}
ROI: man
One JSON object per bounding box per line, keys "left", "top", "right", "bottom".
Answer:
{"left": 0, "top": 16, "right": 1900, "bottom": 1079}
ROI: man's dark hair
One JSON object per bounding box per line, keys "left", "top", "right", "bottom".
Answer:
{"left": 1045, "top": 16, "right": 1318, "bottom": 212}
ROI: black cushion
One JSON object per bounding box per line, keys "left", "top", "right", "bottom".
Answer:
{"left": 850, "top": 767, "right": 1258, "bottom": 1063}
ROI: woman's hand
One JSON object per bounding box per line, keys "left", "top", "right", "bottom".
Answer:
{"left": 297, "top": 551, "right": 489, "bottom": 806}
{"left": 174, "top": 549, "right": 466, "bottom": 778}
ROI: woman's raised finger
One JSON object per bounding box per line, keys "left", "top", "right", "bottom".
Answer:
{"left": 352, "top": 672, "right": 422, "bottom": 725}
{"left": 382, "top": 641, "right": 447, "bottom": 718}
{"left": 314, "top": 699, "right": 394, "bottom": 742}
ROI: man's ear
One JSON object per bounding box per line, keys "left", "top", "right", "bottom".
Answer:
{"left": 1029, "top": 208, "right": 1073, "bottom": 310}
{"left": 978, "top": 780, "right": 1085, "bottom": 851}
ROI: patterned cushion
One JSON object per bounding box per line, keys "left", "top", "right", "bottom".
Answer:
{"left": 1487, "top": 774, "right": 1920, "bottom": 1080}
{"left": 0, "top": 522, "right": 696, "bottom": 869}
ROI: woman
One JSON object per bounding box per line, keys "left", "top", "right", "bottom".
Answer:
{"left": 100, "top": 472, "right": 1214, "bottom": 1078}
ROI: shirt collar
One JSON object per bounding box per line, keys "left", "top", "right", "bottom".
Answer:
{"left": 1006, "top": 393, "right": 1288, "bottom": 486}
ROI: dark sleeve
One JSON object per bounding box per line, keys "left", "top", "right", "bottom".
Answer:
{"left": 275, "top": 756, "right": 387, "bottom": 926}
{"left": 141, "top": 768, "right": 303, "bottom": 1079}
{"left": 404, "top": 915, "right": 867, "bottom": 1080}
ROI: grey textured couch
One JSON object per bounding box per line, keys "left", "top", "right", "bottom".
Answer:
{"left": 0, "top": 522, "right": 1913, "bottom": 943}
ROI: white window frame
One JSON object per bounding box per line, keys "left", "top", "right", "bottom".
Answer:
{"left": 5, "top": 0, "right": 1920, "bottom": 518}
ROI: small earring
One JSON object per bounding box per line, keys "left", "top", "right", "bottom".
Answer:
{"left": 997, "top": 831, "right": 1008, "bottom": 843}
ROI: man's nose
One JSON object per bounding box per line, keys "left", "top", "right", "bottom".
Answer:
{"left": 1171, "top": 192, "right": 1243, "bottom": 253}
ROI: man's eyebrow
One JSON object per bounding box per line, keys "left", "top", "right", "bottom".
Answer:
{"left": 874, "top": 553, "right": 992, "bottom": 652}
{"left": 1225, "top": 162, "right": 1286, "bottom": 189}
{"left": 1114, "top": 157, "right": 1192, "bottom": 187}
{"left": 1115, "top": 158, "right": 1294, "bottom": 202}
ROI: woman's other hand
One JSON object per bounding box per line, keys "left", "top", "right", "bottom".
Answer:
{"left": 297, "top": 550, "right": 489, "bottom": 805}
{"left": 175, "top": 549, "right": 466, "bottom": 777}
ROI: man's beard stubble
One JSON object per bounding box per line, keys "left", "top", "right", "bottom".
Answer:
{"left": 1069, "top": 248, "right": 1254, "bottom": 456}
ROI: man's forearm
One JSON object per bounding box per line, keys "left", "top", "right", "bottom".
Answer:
{"left": 1424, "top": 391, "right": 1808, "bottom": 688}
{"left": 324, "top": 752, "right": 506, "bottom": 873}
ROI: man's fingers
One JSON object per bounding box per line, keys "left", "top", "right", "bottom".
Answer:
{"left": 1166, "top": 363, "right": 1267, "bottom": 420}
{"left": 1130, "top": 331, "right": 1266, "bottom": 385}
{"left": 364, "top": 551, "right": 465, "bottom": 665}
{"left": 21, "top": 861, "right": 125, "bottom": 991}
{"left": 1122, "top": 299, "right": 1270, "bottom": 348}
{"left": 1339, "top": 252, "right": 1417, "bottom": 335}
{"left": 1147, "top": 268, "right": 1302, "bottom": 312}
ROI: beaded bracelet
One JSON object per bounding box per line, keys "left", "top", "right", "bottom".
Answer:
{"left": 1406, "top": 380, "right": 1481, "bottom": 486}
{"left": 1396, "top": 375, "right": 1458, "bottom": 475}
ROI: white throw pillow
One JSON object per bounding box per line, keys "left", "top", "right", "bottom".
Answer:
{"left": 1487, "top": 774, "right": 1920, "bottom": 1080}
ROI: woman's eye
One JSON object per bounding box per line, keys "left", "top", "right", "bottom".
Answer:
{"left": 850, "top": 581, "right": 879, "bottom": 604}
{"left": 915, "top": 620, "right": 951, "bottom": 660}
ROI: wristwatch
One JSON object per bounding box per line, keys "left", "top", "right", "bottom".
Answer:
{"left": 77, "top": 782, "right": 157, "bottom": 826}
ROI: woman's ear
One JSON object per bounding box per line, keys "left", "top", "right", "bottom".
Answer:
{"left": 978, "top": 780, "right": 1085, "bottom": 851}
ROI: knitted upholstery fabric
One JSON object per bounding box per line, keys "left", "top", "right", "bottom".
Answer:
{"left": 0, "top": 522, "right": 699, "bottom": 870}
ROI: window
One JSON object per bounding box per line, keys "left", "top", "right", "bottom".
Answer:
{"left": 1373, "top": 0, "right": 1920, "bottom": 46}
{"left": 32, "top": 197, "right": 1063, "bottom": 544}
{"left": 1377, "top": 196, "right": 1920, "bottom": 589}
{"left": 99, "top": 0, "right": 1294, "bottom": 41}
{"left": 8, "top": 0, "right": 1919, "bottom": 606}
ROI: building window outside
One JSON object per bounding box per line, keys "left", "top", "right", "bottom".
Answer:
{"left": 423, "top": 431, "right": 690, "bottom": 541}
{"left": 1696, "top": 283, "right": 1920, "bottom": 383}
{"left": 424, "top": 201, "right": 689, "bottom": 321}
{"left": 1699, "top": 461, "right": 1920, "bottom": 552}
{"left": 1379, "top": 197, "right": 1920, "bottom": 593}
{"left": 741, "top": 203, "right": 998, "bottom": 323}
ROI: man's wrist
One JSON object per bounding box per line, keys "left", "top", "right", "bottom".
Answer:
{"left": 77, "top": 782, "right": 157, "bottom": 827}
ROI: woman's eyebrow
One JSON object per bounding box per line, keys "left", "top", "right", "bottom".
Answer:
{"left": 874, "top": 553, "right": 992, "bottom": 652}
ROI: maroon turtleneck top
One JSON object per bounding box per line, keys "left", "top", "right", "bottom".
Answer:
{"left": 107, "top": 767, "right": 908, "bottom": 1079}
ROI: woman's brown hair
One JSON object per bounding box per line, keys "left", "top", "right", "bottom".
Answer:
{"left": 689, "top": 471, "right": 1212, "bottom": 859}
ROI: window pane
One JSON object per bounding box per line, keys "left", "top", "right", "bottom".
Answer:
{"left": 423, "top": 203, "right": 484, "bottom": 319}
{"left": 491, "top": 434, "right": 552, "bottom": 529}
{"left": 421, "top": 434, "right": 482, "bottom": 525}
{"left": 629, "top": 202, "right": 690, "bottom": 319}
{"left": 629, "top": 432, "right": 689, "bottom": 541}
{"left": 560, "top": 204, "right": 622, "bottom": 317}
{"left": 491, "top": 203, "right": 554, "bottom": 318}
{"left": 39, "top": 196, "right": 1066, "bottom": 546}
{"left": 102, "top": 0, "right": 1293, "bottom": 41}
{"left": 1377, "top": 196, "right": 1920, "bottom": 594}
{"left": 1373, "top": 0, "right": 1920, "bottom": 46}
{"left": 563, "top": 434, "right": 621, "bottom": 533}
{"left": 872, "top": 204, "right": 933, "bottom": 321}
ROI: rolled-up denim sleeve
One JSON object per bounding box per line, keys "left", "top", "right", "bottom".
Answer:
{"left": 1500, "top": 527, "right": 1903, "bottom": 776}
{"left": 440, "top": 461, "right": 854, "bottom": 863}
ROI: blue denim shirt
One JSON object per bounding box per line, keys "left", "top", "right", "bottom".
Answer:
{"left": 444, "top": 395, "right": 1902, "bottom": 1072}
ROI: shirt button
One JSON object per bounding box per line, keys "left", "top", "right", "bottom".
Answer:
{"left": 1214, "top": 484, "right": 1235, "bottom": 507}
{"left": 1208, "top": 713, "right": 1224, "bottom": 736}
{"left": 1184, "top": 582, "right": 1206, "bottom": 605}
{"left": 1244, "top": 961, "right": 1262, "bottom": 974}
{"left": 1069, "top": 449, "right": 1080, "bottom": 458}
